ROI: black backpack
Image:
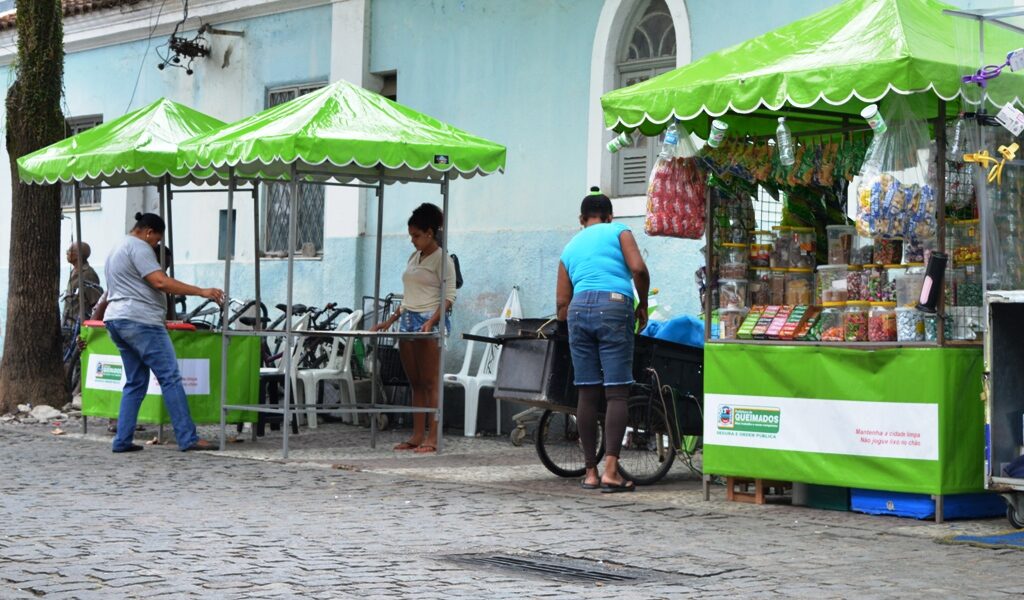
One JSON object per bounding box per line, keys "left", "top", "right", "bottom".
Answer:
{"left": 450, "top": 253, "right": 464, "bottom": 289}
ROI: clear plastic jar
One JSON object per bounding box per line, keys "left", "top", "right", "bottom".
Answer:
{"left": 785, "top": 268, "right": 813, "bottom": 305}
{"left": 874, "top": 238, "right": 903, "bottom": 265}
{"left": 852, "top": 235, "right": 874, "bottom": 265}
{"left": 720, "top": 242, "right": 749, "bottom": 279}
{"left": 862, "top": 264, "right": 889, "bottom": 302}
{"left": 791, "top": 226, "right": 816, "bottom": 269}
{"left": 895, "top": 264, "right": 925, "bottom": 307}
{"left": 816, "top": 264, "right": 848, "bottom": 304}
{"left": 883, "top": 264, "right": 906, "bottom": 304}
{"left": 868, "top": 301, "right": 897, "bottom": 342}
{"left": 749, "top": 231, "right": 772, "bottom": 268}
{"left": 770, "top": 226, "right": 793, "bottom": 269}
{"left": 768, "top": 269, "right": 787, "bottom": 305}
{"left": 826, "top": 225, "right": 856, "bottom": 265}
{"left": 718, "top": 278, "right": 748, "bottom": 309}
{"left": 844, "top": 301, "right": 870, "bottom": 342}
{"left": 718, "top": 307, "right": 749, "bottom": 340}
{"left": 845, "top": 265, "right": 865, "bottom": 302}
{"left": 820, "top": 302, "right": 846, "bottom": 342}
{"left": 749, "top": 271, "right": 770, "bottom": 306}
{"left": 952, "top": 219, "right": 981, "bottom": 265}
{"left": 896, "top": 306, "right": 924, "bottom": 342}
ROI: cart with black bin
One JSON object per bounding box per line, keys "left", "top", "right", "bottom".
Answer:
{"left": 473, "top": 318, "right": 703, "bottom": 485}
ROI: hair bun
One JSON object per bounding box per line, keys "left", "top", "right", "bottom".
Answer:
{"left": 134, "top": 212, "right": 144, "bottom": 221}
{"left": 589, "top": 186, "right": 601, "bottom": 194}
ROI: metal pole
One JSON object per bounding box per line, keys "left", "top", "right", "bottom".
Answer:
{"left": 282, "top": 164, "right": 300, "bottom": 458}
{"left": 251, "top": 183, "right": 262, "bottom": 442}
{"left": 218, "top": 169, "right": 236, "bottom": 450}
{"left": 73, "top": 183, "right": 84, "bottom": 325}
{"left": 436, "top": 173, "right": 450, "bottom": 453}
{"left": 74, "top": 183, "right": 85, "bottom": 435}
{"left": 703, "top": 186, "right": 713, "bottom": 342}
{"left": 166, "top": 176, "right": 175, "bottom": 280}
{"left": 935, "top": 99, "right": 947, "bottom": 347}
{"left": 978, "top": 18, "right": 990, "bottom": 346}
{"left": 157, "top": 181, "right": 166, "bottom": 271}
{"left": 370, "top": 179, "right": 385, "bottom": 449}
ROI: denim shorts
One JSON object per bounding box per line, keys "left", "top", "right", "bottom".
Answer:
{"left": 567, "top": 291, "right": 635, "bottom": 386}
{"left": 399, "top": 310, "right": 451, "bottom": 335}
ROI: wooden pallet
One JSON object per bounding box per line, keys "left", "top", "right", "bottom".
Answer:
{"left": 726, "top": 477, "right": 792, "bottom": 505}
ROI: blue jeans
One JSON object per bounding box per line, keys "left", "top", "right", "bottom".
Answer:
{"left": 399, "top": 310, "right": 451, "bottom": 335}
{"left": 567, "top": 291, "right": 635, "bottom": 386}
{"left": 105, "top": 319, "right": 199, "bottom": 451}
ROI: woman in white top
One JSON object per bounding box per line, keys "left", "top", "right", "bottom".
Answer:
{"left": 373, "top": 203, "right": 456, "bottom": 453}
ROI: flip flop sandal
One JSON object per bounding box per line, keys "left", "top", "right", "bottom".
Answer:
{"left": 600, "top": 481, "right": 636, "bottom": 494}
{"left": 413, "top": 444, "right": 437, "bottom": 454}
{"left": 393, "top": 442, "right": 419, "bottom": 450}
{"left": 579, "top": 480, "right": 600, "bottom": 490}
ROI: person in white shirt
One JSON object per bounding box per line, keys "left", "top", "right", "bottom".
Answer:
{"left": 373, "top": 203, "right": 456, "bottom": 453}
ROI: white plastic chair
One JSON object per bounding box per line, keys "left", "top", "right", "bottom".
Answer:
{"left": 256, "top": 314, "right": 310, "bottom": 430}
{"left": 298, "top": 310, "right": 363, "bottom": 429}
{"left": 445, "top": 317, "right": 506, "bottom": 437}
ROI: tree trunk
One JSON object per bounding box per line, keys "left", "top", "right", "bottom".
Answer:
{"left": 0, "top": 0, "right": 66, "bottom": 413}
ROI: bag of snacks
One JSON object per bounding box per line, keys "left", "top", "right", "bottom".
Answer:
{"left": 855, "top": 97, "right": 937, "bottom": 244}
{"left": 646, "top": 124, "right": 707, "bottom": 239}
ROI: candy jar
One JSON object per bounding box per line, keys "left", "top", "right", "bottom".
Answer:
{"left": 770, "top": 225, "right": 793, "bottom": 269}
{"left": 819, "top": 302, "right": 846, "bottom": 342}
{"left": 844, "top": 301, "right": 870, "bottom": 342}
{"left": 952, "top": 219, "right": 981, "bottom": 266}
{"left": 785, "top": 268, "right": 813, "bottom": 305}
{"left": 718, "top": 278, "right": 749, "bottom": 309}
{"left": 896, "top": 306, "right": 924, "bottom": 342}
{"left": 791, "top": 227, "right": 816, "bottom": 269}
{"left": 768, "top": 268, "right": 787, "bottom": 305}
{"left": 719, "top": 307, "right": 749, "bottom": 340}
{"left": 720, "top": 243, "right": 749, "bottom": 279}
{"left": 816, "top": 264, "right": 848, "bottom": 304}
{"left": 845, "top": 265, "right": 865, "bottom": 302}
{"left": 826, "top": 225, "right": 856, "bottom": 265}
{"left": 874, "top": 238, "right": 903, "bottom": 265}
{"left": 868, "top": 302, "right": 897, "bottom": 342}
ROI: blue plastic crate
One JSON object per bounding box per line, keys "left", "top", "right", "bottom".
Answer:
{"left": 850, "top": 489, "right": 1005, "bottom": 520}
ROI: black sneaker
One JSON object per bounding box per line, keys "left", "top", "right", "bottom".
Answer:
{"left": 112, "top": 444, "right": 143, "bottom": 453}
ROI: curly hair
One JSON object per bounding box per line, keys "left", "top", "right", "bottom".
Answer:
{"left": 407, "top": 203, "right": 444, "bottom": 235}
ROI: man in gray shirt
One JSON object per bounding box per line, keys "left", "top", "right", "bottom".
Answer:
{"left": 104, "top": 212, "right": 224, "bottom": 452}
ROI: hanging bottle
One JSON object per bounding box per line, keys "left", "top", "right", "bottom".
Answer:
{"left": 776, "top": 117, "right": 795, "bottom": 166}
{"left": 660, "top": 122, "right": 680, "bottom": 159}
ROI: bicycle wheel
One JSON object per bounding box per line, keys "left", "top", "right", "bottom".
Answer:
{"left": 535, "top": 409, "right": 604, "bottom": 479}
{"left": 616, "top": 395, "right": 676, "bottom": 486}
{"left": 66, "top": 348, "right": 82, "bottom": 396}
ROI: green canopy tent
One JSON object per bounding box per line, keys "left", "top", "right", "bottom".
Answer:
{"left": 177, "top": 79, "right": 506, "bottom": 456}
{"left": 17, "top": 96, "right": 227, "bottom": 288}
{"left": 601, "top": 0, "right": 1024, "bottom": 138}
{"left": 16, "top": 98, "right": 227, "bottom": 436}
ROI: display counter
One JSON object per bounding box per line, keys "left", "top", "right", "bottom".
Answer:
{"left": 703, "top": 342, "right": 984, "bottom": 495}
{"left": 80, "top": 324, "right": 260, "bottom": 424}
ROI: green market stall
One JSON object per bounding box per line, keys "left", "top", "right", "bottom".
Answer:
{"left": 177, "top": 79, "right": 506, "bottom": 457}
{"left": 602, "top": 0, "right": 1024, "bottom": 515}
{"left": 16, "top": 99, "right": 263, "bottom": 427}
{"left": 79, "top": 324, "right": 259, "bottom": 424}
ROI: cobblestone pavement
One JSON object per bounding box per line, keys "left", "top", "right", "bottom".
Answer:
{"left": 3, "top": 423, "right": 1024, "bottom": 599}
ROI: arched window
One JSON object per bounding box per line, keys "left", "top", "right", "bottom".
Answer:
{"left": 614, "top": 0, "right": 677, "bottom": 197}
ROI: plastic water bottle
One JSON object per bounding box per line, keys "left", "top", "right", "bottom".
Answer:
{"left": 660, "top": 123, "right": 680, "bottom": 159}
{"left": 776, "top": 117, "right": 795, "bottom": 166}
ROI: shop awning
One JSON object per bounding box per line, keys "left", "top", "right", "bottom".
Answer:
{"left": 17, "top": 98, "right": 226, "bottom": 186}
{"left": 601, "top": 0, "right": 1024, "bottom": 137}
{"left": 178, "top": 79, "right": 507, "bottom": 183}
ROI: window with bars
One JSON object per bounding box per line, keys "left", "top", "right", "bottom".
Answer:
{"left": 61, "top": 116, "right": 103, "bottom": 209}
{"left": 264, "top": 82, "right": 327, "bottom": 255}
{"left": 614, "top": 0, "right": 676, "bottom": 197}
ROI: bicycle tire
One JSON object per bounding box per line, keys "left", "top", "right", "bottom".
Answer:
{"left": 66, "top": 349, "right": 82, "bottom": 396}
{"left": 616, "top": 395, "right": 675, "bottom": 486}
{"left": 535, "top": 409, "right": 605, "bottom": 479}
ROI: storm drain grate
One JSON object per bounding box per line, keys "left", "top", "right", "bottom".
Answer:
{"left": 445, "top": 553, "right": 643, "bottom": 584}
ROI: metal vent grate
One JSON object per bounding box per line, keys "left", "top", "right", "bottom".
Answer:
{"left": 446, "top": 553, "right": 642, "bottom": 584}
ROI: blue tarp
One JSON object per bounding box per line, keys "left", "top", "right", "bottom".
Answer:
{"left": 642, "top": 315, "right": 704, "bottom": 349}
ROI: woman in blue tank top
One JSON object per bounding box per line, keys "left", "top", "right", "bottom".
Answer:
{"left": 556, "top": 188, "right": 650, "bottom": 493}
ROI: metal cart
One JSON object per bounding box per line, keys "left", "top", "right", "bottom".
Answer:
{"left": 476, "top": 318, "right": 703, "bottom": 485}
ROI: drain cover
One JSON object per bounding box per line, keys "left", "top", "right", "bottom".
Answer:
{"left": 446, "top": 553, "right": 642, "bottom": 584}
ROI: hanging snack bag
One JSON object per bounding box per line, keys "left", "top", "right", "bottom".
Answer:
{"left": 645, "top": 124, "right": 707, "bottom": 239}
{"left": 855, "top": 97, "right": 937, "bottom": 243}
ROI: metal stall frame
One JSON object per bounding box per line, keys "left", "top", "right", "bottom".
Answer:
{"left": 73, "top": 178, "right": 255, "bottom": 437}
{"left": 944, "top": 6, "right": 1024, "bottom": 522}
{"left": 216, "top": 166, "right": 453, "bottom": 458}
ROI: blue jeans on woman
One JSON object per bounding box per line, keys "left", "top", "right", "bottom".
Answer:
{"left": 105, "top": 319, "right": 199, "bottom": 451}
